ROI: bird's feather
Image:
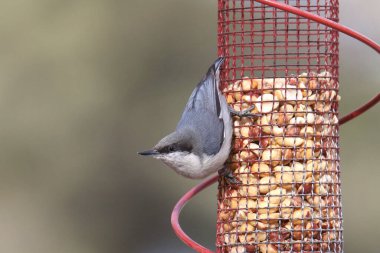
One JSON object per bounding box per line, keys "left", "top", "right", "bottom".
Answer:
{"left": 177, "top": 58, "right": 225, "bottom": 155}
{"left": 179, "top": 57, "right": 224, "bottom": 118}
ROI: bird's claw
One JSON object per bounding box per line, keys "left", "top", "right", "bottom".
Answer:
{"left": 218, "top": 166, "right": 241, "bottom": 187}
{"left": 228, "top": 105, "right": 261, "bottom": 118}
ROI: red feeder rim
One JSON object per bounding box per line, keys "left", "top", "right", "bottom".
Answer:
{"left": 171, "top": 1, "right": 380, "bottom": 252}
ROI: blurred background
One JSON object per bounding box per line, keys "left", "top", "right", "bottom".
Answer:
{"left": 0, "top": 0, "right": 378, "bottom": 252}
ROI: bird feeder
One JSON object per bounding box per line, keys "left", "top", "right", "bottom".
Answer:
{"left": 217, "top": 0, "right": 341, "bottom": 252}
{"left": 171, "top": 1, "right": 380, "bottom": 253}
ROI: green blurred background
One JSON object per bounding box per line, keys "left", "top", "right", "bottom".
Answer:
{"left": 0, "top": 0, "right": 378, "bottom": 252}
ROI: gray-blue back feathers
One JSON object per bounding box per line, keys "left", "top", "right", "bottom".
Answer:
{"left": 177, "top": 58, "right": 225, "bottom": 156}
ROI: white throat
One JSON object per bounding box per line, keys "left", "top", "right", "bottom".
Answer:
{"left": 154, "top": 152, "right": 206, "bottom": 179}
{"left": 155, "top": 150, "right": 227, "bottom": 179}
{"left": 156, "top": 152, "right": 202, "bottom": 178}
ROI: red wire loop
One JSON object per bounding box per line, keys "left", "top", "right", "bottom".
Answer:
{"left": 171, "top": 175, "right": 218, "bottom": 253}
{"left": 171, "top": 1, "right": 380, "bottom": 252}
{"left": 338, "top": 93, "right": 380, "bottom": 125}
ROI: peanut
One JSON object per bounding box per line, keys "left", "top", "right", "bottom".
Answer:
{"left": 255, "top": 94, "right": 279, "bottom": 113}
{"left": 259, "top": 176, "right": 277, "bottom": 194}
{"left": 258, "top": 244, "right": 278, "bottom": 253}
{"left": 265, "top": 188, "right": 287, "bottom": 205}
{"left": 241, "top": 77, "right": 253, "bottom": 91}
{"left": 258, "top": 199, "right": 279, "bottom": 214}
{"left": 251, "top": 162, "right": 271, "bottom": 178}
{"left": 218, "top": 72, "right": 341, "bottom": 250}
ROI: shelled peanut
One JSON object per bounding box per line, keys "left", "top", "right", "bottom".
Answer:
{"left": 218, "top": 72, "right": 342, "bottom": 253}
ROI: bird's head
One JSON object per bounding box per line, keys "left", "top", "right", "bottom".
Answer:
{"left": 138, "top": 129, "right": 197, "bottom": 166}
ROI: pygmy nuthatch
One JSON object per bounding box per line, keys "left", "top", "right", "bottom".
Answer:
{"left": 139, "top": 57, "right": 258, "bottom": 183}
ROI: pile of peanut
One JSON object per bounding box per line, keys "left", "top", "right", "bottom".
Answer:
{"left": 217, "top": 72, "right": 343, "bottom": 253}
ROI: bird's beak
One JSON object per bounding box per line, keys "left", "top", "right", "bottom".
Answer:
{"left": 138, "top": 149, "right": 159, "bottom": 156}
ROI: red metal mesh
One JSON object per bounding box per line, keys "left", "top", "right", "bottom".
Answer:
{"left": 216, "top": 1, "right": 342, "bottom": 252}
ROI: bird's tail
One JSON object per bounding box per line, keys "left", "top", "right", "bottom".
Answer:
{"left": 213, "top": 57, "right": 225, "bottom": 73}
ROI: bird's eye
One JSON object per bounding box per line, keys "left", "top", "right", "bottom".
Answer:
{"left": 168, "top": 145, "right": 176, "bottom": 152}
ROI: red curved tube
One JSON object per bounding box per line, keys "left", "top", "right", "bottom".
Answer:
{"left": 171, "top": 175, "right": 218, "bottom": 253}
{"left": 255, "top": 0, "right": 380, "bottom": 54}
{"left": 339, "top": 93, "right": 380, "bottom": 125}
{"left": 171, "top": 1, "right": 380, "bottom": 252}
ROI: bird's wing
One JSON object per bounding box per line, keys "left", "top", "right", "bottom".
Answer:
{"left": 177, "top": 57, "right": 225, "bottom": 127}
{"left": 176, "top": 58, "right": 226, "bottom": 155}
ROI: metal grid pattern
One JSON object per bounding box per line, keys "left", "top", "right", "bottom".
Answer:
{"left": 216, "top": 1, "right": 342, "bottom": 252}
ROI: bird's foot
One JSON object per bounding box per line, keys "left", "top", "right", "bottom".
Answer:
{"left": 218, "top": 166, "right": 241, "bottom": 186}
{"left": 228, "top": 105, "right": 261, "bottom": 118}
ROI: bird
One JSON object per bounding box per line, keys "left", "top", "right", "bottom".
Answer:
{"left": 138, "top": 57, "right": 257, "bottom": 182}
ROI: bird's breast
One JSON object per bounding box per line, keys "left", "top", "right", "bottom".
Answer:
{"left": 159, "top": 151, "right": 221, "bottom": 179}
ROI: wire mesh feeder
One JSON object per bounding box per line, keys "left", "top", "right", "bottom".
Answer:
{"left": 217, "top": 1, "right": 341, "bottom": 252}
{"left": 171, "top": 1, "right": 380, "bottom": 253}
